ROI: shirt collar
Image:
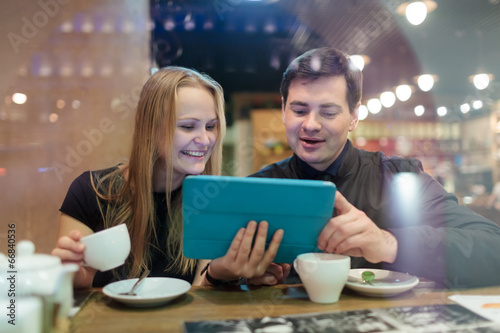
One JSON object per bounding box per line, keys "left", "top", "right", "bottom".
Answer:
{"left": 296, "top": 141, "right": 350, "bottom": 179}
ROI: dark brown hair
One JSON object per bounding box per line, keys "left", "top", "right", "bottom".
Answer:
{"left": 281, "top": 47, "right": 363, "bottom": 113}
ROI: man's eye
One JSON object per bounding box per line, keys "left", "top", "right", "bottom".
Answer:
{"left": 292, "top": 110, "right": 307, "bottom": 115}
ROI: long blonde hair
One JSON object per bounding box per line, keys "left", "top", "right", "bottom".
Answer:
{"left": 92, "top": 67, "right": 226, "bottom": 278}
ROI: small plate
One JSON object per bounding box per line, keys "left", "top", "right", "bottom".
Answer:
{"left": 345, "top": 269, "right": 419, "bottom": 297}
{"left": 103, "top": 277, "right": 191, "bottom": 307}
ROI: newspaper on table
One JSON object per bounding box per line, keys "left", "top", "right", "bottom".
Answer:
{"left": 184, "top": 304, "right": 500, "bottom": 333}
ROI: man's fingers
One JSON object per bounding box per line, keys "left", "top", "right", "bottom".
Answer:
{"left": 334, "top": 191, "right": 353, "bottom": 214}
{"left": 317, "top": 218, "right": 336, "bottom": 251}
{"left": 323, "top": 220, "right": 366, "bottom": 252}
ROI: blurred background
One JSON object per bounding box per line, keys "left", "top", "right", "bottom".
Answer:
{"left": 1, "top": 0, "right": 500, "bottom": 254}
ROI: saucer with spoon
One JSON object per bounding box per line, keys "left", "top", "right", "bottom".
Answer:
{"left": 103, "top": 271, "right": 191, "bottom": 307}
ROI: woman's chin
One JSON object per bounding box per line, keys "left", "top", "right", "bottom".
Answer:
{"left": 186, "top": 167, "right": 205, "bottom": 176}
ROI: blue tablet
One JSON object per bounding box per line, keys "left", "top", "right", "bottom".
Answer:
{"left": 182, "top": 176, "right": 336, "bottom": 263}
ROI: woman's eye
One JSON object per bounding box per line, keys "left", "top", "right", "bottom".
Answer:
{"left": 180, "top": 125, "right": 194, "bottom": 130}
{"left": 206, "top": 124, "right": 217, "bottom": 130}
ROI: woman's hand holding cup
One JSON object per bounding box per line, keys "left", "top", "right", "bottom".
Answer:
{"left": 51, "top": 230, "right": 96, "bottom": 289}
{"left": 52, "top": 225, "right": 131, "bottom": 288}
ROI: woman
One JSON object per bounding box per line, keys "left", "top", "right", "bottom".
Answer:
{"left": 51, "top": 67, "right": 287, "bottom": 288}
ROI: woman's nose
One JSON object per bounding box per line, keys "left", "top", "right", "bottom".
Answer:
{"left": 194, "top": 130, "right": 210, "bottom": 145}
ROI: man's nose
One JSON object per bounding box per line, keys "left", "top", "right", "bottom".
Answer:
{"left": 302, "top": 113, "right": 321, "bottom": 132}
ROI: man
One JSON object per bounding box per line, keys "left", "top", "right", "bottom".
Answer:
{"left": 251, "top": 47, "right": 500, "bottom": 288}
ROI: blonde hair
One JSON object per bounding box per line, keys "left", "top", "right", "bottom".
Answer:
{"left": 92, "top": 67, "right": 226, "bottom": 278}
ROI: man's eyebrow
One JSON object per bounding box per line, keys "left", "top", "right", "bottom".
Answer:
{"left": 289, "top": 101, "right": 308, "bottom": 107}
{"left": 289, "top": 101, "right": 342, "bottom": 109}
{"left": 319, "top": 103, "right": 341, "bottom": 108}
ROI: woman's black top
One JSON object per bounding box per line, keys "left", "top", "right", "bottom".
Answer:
{"left": 60, "top": 167, "right": 194, "bottom": 287}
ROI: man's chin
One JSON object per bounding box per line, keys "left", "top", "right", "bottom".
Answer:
{"left": 297, "top": 152, "right": 319, "bottom": 163}
{"left": 297, "top": 154, "right": 328, "bottom": 170}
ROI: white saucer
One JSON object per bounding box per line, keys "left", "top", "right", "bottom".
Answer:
{"left": 345, "top": 269, "right": 419, "bottom": 297}
{"left": 103, "top": 277, "right": 191, "bottom": 307}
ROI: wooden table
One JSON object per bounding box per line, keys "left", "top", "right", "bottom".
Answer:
{"left": 70, "top": 284, "right": 500, "bottom": 332}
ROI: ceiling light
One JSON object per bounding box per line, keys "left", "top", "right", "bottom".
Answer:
{"left": 396, "top": 1, "right": 437, "bottom": 26}
{"left": 204, "top": 19, "right": 214, "bottom": 30}
{"left": 56, "top": 99, "right": 65, "bottom": 109}
{"left": 270, "top": 52, "right": 280, "bottom": 70}
{"left": 460, "top": 103, "right": 470, "bottom": 114}
{"left": 350, "top": 54, "right": 371, "bottom": 71}
{"left": 367, "top": 98, "right": 382, "bottom": 114}
{"left": 380, "top": 91, "right": 396, "bottom": 108}
{"left": 263, "top": 18, "right": 277, "bottom": 33}
{"left": 437, "top": 106, "right": 447, "bottom": 117}
{"left": 184, "top": 13, "right": 195, "bottom": 31}
{"left": 472, "top": 100, "right": 483, "bottom": 109}
{"left": 164, "top": 16, "right": 175, "bottom": 31}
{"left": 395, "top": 84, "right": 412, "bottom": 102}
{"left": 416, "top": 74, "right": 437, "bottom": 92}
{"left": 81, "top": 20, "right": 94, "bottom": 33}
{"left": 358, "top": 105, "right": 369, "bottom": 120}
{"left": 468, "top": 73, "right": 494, "bottom": 90}
{"left": 60, "top": 65, "right": 73, "bottom": 77}
{"left": 406, "top": 2, "right": 427, "bottom": 25}
{"left": 60, "top": 21, "right": 73, "bottom": 33}
{"left": 245, "top": 22, "right": 257, "bottom": 33}
{"left": 49, "top": 113, "right": 59, "bottom": 123}
{"left": 12, "top": 93, "right": 27, "bottom": 105}
{"left": 414, "top": 105, "right": 425, "bottom": 116}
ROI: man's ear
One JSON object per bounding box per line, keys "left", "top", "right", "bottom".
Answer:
{"left": 281, "top": 97, "right": 286, "bottom": 123}
{"left": 349, "top": 102, "right": 360, "bottom": 132}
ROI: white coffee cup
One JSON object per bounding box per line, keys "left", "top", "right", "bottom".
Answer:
{"left": 81, "top": 224, "right": 131, "bottom": 271}
{"left": 293, "top": 253, "right": 350, "bottom": 304}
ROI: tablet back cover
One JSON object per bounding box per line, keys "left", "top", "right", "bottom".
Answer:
{"left": 182, "top": 176, "right": 336, "bottom": 263}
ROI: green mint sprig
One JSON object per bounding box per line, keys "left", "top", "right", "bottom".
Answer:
{"left": 361, "top": 271, "right": 375, "bottom": 285}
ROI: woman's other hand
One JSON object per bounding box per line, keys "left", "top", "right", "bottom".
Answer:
{"left": 246, "top": 263, "right": 291, "bottom": 285}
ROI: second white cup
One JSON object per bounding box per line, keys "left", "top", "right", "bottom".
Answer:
{"left": 81, "top": 224, "right": 131, "bottom": 271}
{"left": 294, "top": 253, "right": 350, "bottom": 304}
